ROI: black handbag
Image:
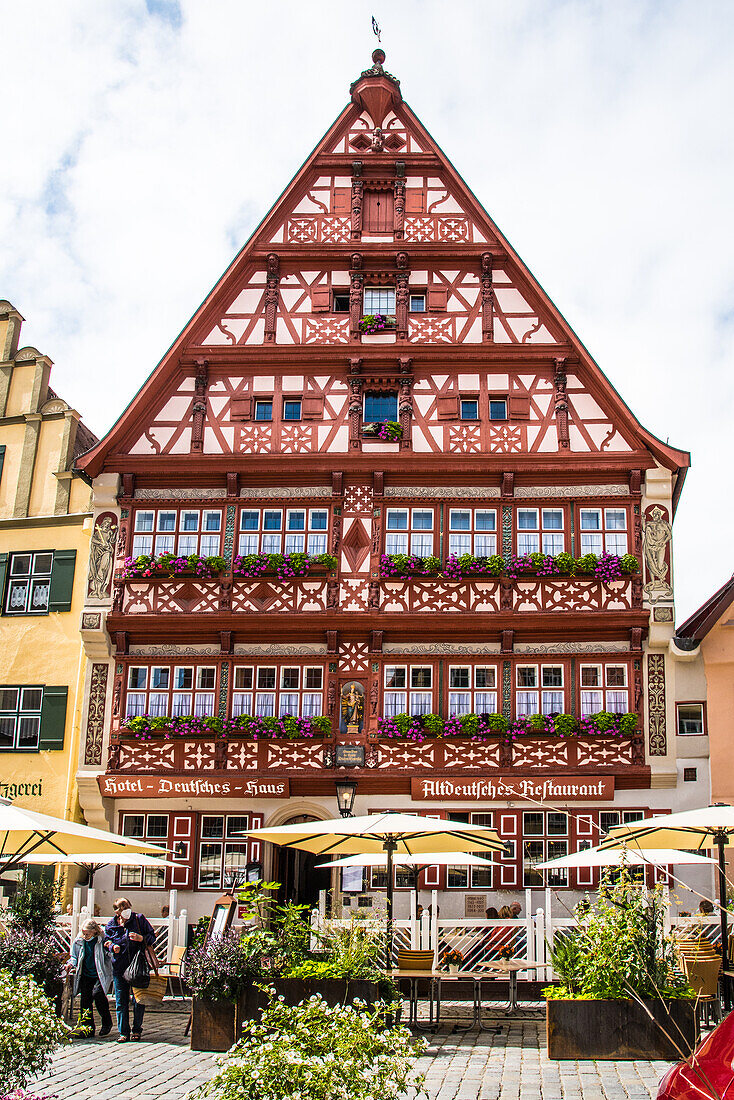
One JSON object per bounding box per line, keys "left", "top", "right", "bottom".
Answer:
{"left": 122, "top": 916, "right": 151, "bottom": 989}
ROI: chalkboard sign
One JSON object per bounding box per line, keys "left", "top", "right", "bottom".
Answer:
{"left": 335, "top": 744, "right": 365, "bottom": 767}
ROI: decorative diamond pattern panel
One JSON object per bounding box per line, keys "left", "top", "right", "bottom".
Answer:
{"left": 281, "top": 425, "right": 315, "bottom": 453}
{"left": 404, "top": 216, "right": 470, "bottom": 242}
{"left": 380, "top": 580, "right": 500, "bottom": 614}
{"left": 338, "top": 641, "right": 370, "bottom": 673}
{"left": 118, "top": 743, "right": 175, "bottom": 772}
{"left": 576, "top": 740, "right": 634, "bottom": 767}
{"left": 443, "top": 741, "right": 502, "bottom": 770}
{"left": 303, "top": 318, "right": 350, "bottom": 344}
{"left": 376, "top": 743, "right": 436, "bottom": 770}
{"left": 448, "top": 425, "right": 482, "bottom": 453}
{"left": 343, "top": 485, "right": 373, "bottom": 513}
{"left": 231, "top": 580, "right": 327, "bottom": 613}
{"left": 183, "top": 742, "right": 217, "bottom": 771}
{"left": 237, "top": 425, "right": 272, "bottom": 454}
{"left": 511, "top": 741, "right": 569, "bottom": 768}
{"left": 487, "top": 425, "right": 523, "bottom": 452}
{"left": 266, "top": 742, "right": 325, "bottom": 771}
{"left": 408, "top": 316, "right": 454, "bottom": 343}
{"left": 285, "top": 217, "right": 351, "bottom": 244}
{"left": 342, "top": 518, "right": 371, "bottom": 573}
{"left": 340, "top": 578, "right": 368, "bottom": 612}
{"left": 226, "top": 742, "right": 259, "bottom": 771}
{"left": 514, "top": 579, "right": 632, "bottom": 613}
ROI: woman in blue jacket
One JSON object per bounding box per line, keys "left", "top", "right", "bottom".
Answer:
{"left": 104, "top": 896, "right": 156, "bottom": 1041}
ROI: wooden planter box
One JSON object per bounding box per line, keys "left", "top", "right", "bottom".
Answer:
{"left": 546, "top": 998, "right": 698, "bottom": 1061}
{"left": 238, "top": 977, "right": 386, "bottom": 1027}
{"left": 190, "top": 996, "right": 237, "bottom": 1052}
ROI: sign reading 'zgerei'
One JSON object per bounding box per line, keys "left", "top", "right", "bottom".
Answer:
{"left": 98, "top": 776, "right": 289, "bottom": 799}
{"left": 412, "top": 776, "right": 614, "bottom": 802}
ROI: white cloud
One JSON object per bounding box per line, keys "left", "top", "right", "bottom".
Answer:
{"left": 1, "top": 0, "right": 732, "bottom": 621}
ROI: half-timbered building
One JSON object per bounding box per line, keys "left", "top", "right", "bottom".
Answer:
{"left": 74, "top": 51, "right": 709, "bottom": 919}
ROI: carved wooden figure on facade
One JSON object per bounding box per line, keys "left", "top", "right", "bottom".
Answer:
{"left": 642, "top": 505, "right": 673, "bottom": 600}
{"left": 87, "top": 512, "right": 119, "bottom": 599}
{"left": 341, "top": 681, "right": 364, "bottom": 734}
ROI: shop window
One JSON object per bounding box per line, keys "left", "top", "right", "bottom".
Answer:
{"left": 197, "top": 815, "right": 251, "bottom": 890}
{"left": 522, "top": 811, "right": 568, "bottom": 887}
{"left": 120, "top": 814, "right": 168, "bottom": 888}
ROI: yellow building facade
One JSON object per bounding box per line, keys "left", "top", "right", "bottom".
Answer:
{"left": 0, "top": 300, "right": 97, "bottom": 838}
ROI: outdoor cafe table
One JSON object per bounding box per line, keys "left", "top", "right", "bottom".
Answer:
{"left": 390, "top": 961, "right": 528, "bottom": 1030}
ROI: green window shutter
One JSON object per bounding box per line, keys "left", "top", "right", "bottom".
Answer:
{"left": 48, "top": 549, "right": 76, "bottom": 612}
{"left": 39, "top": 686, "right": 68, "bottom": 751}
{"left": 0, "top": 552, "right": 8, "bottom": 611}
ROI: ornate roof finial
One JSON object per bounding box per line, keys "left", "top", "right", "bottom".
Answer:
{"left": 350, "top": 49, "right": 402, "bottom": 127}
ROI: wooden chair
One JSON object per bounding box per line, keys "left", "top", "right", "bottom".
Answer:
{"left": 396, "top": 949, "right": 435, "bottom": 971}
{"left": 165, "top": 945, "right": 187, "bottom": 1000}
{"left": 676, "top": 935, "right": 722, "bottom": 1026}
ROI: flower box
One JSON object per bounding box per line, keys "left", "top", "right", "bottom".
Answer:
{"left": 546, "top": 998, "right": 697, "bottom": 1061}
{"left": 233, "top": 552, "right": 337, "bottom": 580}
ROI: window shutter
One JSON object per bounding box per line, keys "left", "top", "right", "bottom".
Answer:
{"left": 332, "top": 188, "right": 351, "bottom": 214}
{"left": 436, "top": 397, "right": 458, "bottom": 419}
{"left": 311, "top": 287, "right": 330, "bottom": 312}
{"left": 231, "top": 397, "right": 253, "bottom": 421}
{"left": 405, "top": 190, "right": 424, "bottom": 213}
{"left": 48, "top": 550, "right": 76, "bottom": 613}
{"left": 508, "top": 394, "right": 531, "bottom": 420}
{"left": 427, "top": 286, "right": 448, "bottom": 311}
{"left": 0, "top": 552, "right": 8, "bottom": 608}
{"left": 303, "top": 397, "right": 325, "bottom": 419}
{"left": 39, "top": 686, "right": 68, "bottom": 751}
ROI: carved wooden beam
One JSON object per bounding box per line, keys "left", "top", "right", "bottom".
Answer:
{"left": 554, "top": 357, "right": 570, "bottom": 449}
{"left": 350, "top": 162, "right": 363, "bottom": 240}
{"left": 480, "top": 252, "right": 494, "bottom": 342}
{"left": 191, "top": 358, "right": 209, "bottom": 453}
{"left": 263, "top": 254, "right": 280, "bottom": 344}
{"left": 348, "top": 356, "right": 363, "bottom": 450}
{"left": 394, "top": 169, "right": 406, "bottom": 240}
{"left": 349, "top": 256, "right": 364, "bottom": 340}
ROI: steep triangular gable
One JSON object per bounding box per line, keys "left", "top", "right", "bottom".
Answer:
{"left": 77, "top": 60, "right": 689, "bottom": 480}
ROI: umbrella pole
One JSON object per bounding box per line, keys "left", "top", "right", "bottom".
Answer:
{"left": 716, "top": 830, "right": 730, "bottom": 1011}
{"left": 384, "top": 838, "right": 397, "bottom": 969}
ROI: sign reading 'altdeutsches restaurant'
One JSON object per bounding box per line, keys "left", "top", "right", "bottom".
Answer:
{"left": 412, "top": 776, "right": 614, "bottom": 802}
{"left": 98, "top": 776, "right": 289, "bottom": 799}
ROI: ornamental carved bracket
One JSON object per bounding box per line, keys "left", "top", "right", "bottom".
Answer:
{"left": 264, "top": 254, "right": 280, "bottom": 344}
{"left": 191, "top": 358, "right": 209, "bottom": 453}
{"left": 553, "top": 357, "right": 570, "bottom": 449}
{"left": 480, "top": 252, "right": 494, "bottom": 342}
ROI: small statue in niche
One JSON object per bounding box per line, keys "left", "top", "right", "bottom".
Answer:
{"left": 87, "top": 514, "right": 118, "bottom": 599}
{"left": 370, "top": 127, "right": 385, "bottom": 152}
{"left": 341, "top": 681, "right": 364, "bottom": 735}
{"left": 642, "top": 505, "right": 673, "bottom": 600}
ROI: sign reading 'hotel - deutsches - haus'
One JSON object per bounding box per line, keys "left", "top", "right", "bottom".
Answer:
{"left": 98, "top": 776, "right": 289, "bottom": 799}
{"left": 412, "top": 777, "right": 614, "bottom": 802}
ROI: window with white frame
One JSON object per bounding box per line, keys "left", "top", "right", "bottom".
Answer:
{"left": 677, "top": 704, "right": 705, "bottom": 735}
{"left": 120, "top": 814, "right": 168, "bottom": 888}
{"left": 515, "top": 666, "right": 538, "bottom": 717}
{"left": 247, "top": 665, "right": 324, "bottom": 718}
{"left": 446, "top": 666, "right": 497, "bottom": 715}
{"left": 541, "top": 666, "right": 564, "bottom": 715}
{"left": 0, "top": 687, "right": 43, "bottom": 750}
{"left": 448, "top": 509, "right": 497, "bottom": 557}
{"left": 516, "top": 508, "right": 565, "bottom": 556}
{"left": 445, "top": 812, "right": 495, "bottom": 889}
{"left": 5, "top": 553, "right": 53, "bottom": 614}
{"left": 125, "top": 664, "right": 216, "bottom": 719}
{"left": 383, "top": 666, "right": 407, "bottom": 716}
{"left": 238, "top": 508, "right": 328, "bottom": 556}
{"left": 578, "top": 508, "right": 628, "bottom": 555}
{"left": 363, "top": 287, "right": 395, "bottom": 315}
{"left": 384, "top": 508, "right": 434, "bottom": 556}
{"left": 523, "top": 811, "right": 568, "bottom": 887}
{"left": 579, "top": 665, "right": 628, "bottom": 715}
{"left": 198, "top": 815, "right": 250, "bottom": 890}
{"left": 132, "top": 508, "right": 222, "bottom": 558}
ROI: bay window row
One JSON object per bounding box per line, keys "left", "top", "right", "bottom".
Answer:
{"left": 383, "top": 661, "right": 630, "bottom": 718}
{"left": 124, "top": 663, "right": 324, "bottom": 720}
{"left": 129, "top": 503, "right": 631, "bottom": 562}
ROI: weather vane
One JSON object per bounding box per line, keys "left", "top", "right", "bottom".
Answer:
{"left": 372, "top": 16, "right": 381, "bottom": 43}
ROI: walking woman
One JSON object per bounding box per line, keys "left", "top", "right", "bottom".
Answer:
{"left": 69, "top": 918, "right": 113, "bottom": 1037}
{"left": 104, "top": 896, "right": 156, "bottom": 1042}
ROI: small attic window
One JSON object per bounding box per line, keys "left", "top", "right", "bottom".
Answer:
{"left": 333, "top": 292, "right": 350, "bottom": 313}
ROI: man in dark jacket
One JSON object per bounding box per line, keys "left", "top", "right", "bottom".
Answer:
{"left": 104, "top": 896, "right": 156, "bottom": 1041}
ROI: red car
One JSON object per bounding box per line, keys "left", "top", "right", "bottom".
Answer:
{"left": 658, "top": 1012, "right": 734, "bottom": 1099}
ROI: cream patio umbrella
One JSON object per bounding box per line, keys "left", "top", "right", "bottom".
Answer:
{"left": 246, "top": 812, "right": 507, "bottom": 960}
{"left": 599, "top": 804, "right": 734, "bottom": 1002}
{"left": 537, "top": 846, "right": 716, "bottom": 871}
{"left": 0, "top": 797, "right": 169, "bottom": 877}
{"left": 8, "top": 851, "right": 178, "bottom": 887}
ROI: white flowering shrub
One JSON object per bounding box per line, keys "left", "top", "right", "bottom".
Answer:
{"left": 188, "top": 993, "right": 427, "bottom": 1100}
{"left": 0, "top": 969, "right": 70, "bottom": 1088}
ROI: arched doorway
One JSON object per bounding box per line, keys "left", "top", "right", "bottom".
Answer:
{"left": 274, "top": 814, "right": 332, "bottom": 907}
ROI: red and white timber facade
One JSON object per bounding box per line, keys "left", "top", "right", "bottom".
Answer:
{"left": 75, "top": 53, "right": 709, "bottom": 920}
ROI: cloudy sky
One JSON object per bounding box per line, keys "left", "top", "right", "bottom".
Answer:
{"left": 2, "top": 0, "right": 732, "bottom": 622}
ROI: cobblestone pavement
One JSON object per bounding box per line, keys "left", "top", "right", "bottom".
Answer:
{"left": 32, "top": 1003, "right": 672, "bottom": 1099}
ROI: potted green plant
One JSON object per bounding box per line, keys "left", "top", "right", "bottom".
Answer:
{"left": 545, "top": 870, "right": 697, "bottom": 1060}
